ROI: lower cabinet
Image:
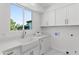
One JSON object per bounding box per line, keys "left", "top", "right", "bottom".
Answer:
{"left": 39, "top": 36, "right": 51, "bottom": 54}
{"left": 3, "top": 46, "right": 22, "bottom": 55}
{"left": 23, "top": 46, "right": 40, "bottom": 55}
{"left": 2, "top": 36, "right": 51, "bottom": 55}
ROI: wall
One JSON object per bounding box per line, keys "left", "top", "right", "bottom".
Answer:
{"left": 32, "top": 11, "right": 41, "bottom": 33}
{"left": 0, "top": 3, "right": 41, "bottom": 40}
{"left": 41, "top": 3, "right": 79, "bottom": 54}
{"left": 41, "top": 26, "right": 79, "bottom": 54}
{"left": 0, "top": 3, "right": 10, "bottom": 33}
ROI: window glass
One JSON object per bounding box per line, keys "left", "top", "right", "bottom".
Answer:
{"left": 10, "top": 4, "right": 32, "bottom": 31}
{"left": 24, "top": 9, "right": 32, "bottom": 30}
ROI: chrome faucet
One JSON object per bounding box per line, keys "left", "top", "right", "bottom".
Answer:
{"left": 22, "top": 30, "right": 26, "bottom": 38}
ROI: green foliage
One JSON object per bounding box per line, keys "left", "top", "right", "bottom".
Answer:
{"left": 10, "top": 19, "right": 32, "bottom": 31}
{"left": 15, "top": 24, "right": 23, "bottom": 30}
{"left": 10, "top": 19, "right": 16, "bottom": 30}
{"left": 10, "top": 19, "right": 23, "bottom": 31}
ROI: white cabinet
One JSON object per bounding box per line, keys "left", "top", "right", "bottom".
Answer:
{"left": 41, "top": 10, "right": 55, "bottom": 26}
{"left": 56, "top": 4, "right": 79, "bottom": 26}
{"left": 22, "top": 40, "right": 40, "bottom": 55}
{"left": 47, "top": 11, "right": 55, "bottom": 26}
{"left": 41, "top": 12, "right": 48, "bottom": 26}
{"left": 3, "top": 46, "right": 21, "bottom": 55}
{"left": 24, "top": 49, "right": 34, "bottom": 55}
{"left": 68, "top": 4, "right": 79, "bottom": 25}
{"left": 56, "top": 7, "right": 68, "bottom": 25}
{"left": 39, "top": 36, "right": 51, "bottom": 54}
{"left": 24, "top": 46, "right": 39, "bottom": 55}
{"left": 41, "top": 4, "right": 79, "bottom": 26}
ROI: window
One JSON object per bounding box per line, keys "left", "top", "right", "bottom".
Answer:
{"left": 10, "top": 4, "right": 32, "bottom": 31}
{"left": 24, "top": 9, "right": 32, "bottom": 30}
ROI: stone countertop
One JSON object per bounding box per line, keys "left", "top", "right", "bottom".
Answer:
{"left": 0, "top": 34, "right": 49, "bottom": 54}
{"left": 0, "top": 40, "right": 22, "bottom": 52}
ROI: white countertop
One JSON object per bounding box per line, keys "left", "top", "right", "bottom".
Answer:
{"left": 0, "top": 34, "right": 49, "bottom": 54}
{"left": 18, "top": 37, "right": 39, "bottom": 45}
{"left": 32, "top": 35, "right": 49, "bottom": 39}
{"left": 0, "top": 40, "right": 22, "bottom": 52}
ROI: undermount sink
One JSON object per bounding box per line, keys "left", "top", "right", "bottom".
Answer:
{"left": 18, "top": 37, "right": 39, "bottom": 53}
{"left": 18, "top": 37, "right": 38, "bottom": 45}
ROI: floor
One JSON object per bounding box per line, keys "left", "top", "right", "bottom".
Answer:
{"left": 44, "top": 48, "right": 65, "bottom": 55}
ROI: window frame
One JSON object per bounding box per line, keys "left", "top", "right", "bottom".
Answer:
{"left": 10, "top": 3, "right": 32, "bottom": 31}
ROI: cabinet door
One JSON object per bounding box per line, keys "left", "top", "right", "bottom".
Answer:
{"left": 68, "top": 4, "right": 79, "bottom": 25}
{"left": 41, "top": 11, "right": 55, "bottom": 26}
{"left": 47, "top": 11, "right": 55, "bottom": 26}
{"left": 40, "top": 37, "right": 51, "bottom": 54}
{"left": 3, "top": 47, "right": 21, "bottom": 55}
{"left": 41, "top": 12, "right": 48, "bottom": 26}
{"left": 56, "top": 7, "right": 67, "bottom": 25}
{"left": 33, "top": 46, "right": 40, "bottom": 55}
{"left": 24, "top": 50, "right": 34, "bottom": 55}
{"left": 24, "top": 46, "right": 40, "bottom": 55}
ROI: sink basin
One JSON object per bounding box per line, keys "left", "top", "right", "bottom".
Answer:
{"left": 31, "top": 35, "right": 48, "bottom": 39}
{"left": 18, "top": 37, "right": 38, "bottom": 45}
{"left": 18, "top": 37, "right": 39, "bottom": 53}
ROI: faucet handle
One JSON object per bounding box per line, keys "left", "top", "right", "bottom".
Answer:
{"left": 25, "top": 32, "right": 26, "bottom": 34}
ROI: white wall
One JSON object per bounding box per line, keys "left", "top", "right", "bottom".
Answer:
{"left": 0, "top": 3, "right": 10, "bottom": 33}
{"left": 32, "top": 11, "right": 41, "bottom": 32}
{"left": 41, "top": 26, "right": 79, "bottom": 54}
{"left": 41, "top": 3, "right": 79, "bottom": 54}
{"left": 0, "top": 3, "right": 41, "bottom": 40}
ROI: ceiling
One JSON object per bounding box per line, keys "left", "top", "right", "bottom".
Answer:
{"left": 37, "top": 3, "right": 55, "bottom": 9}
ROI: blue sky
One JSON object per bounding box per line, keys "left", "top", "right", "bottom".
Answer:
{"left": 11, "top": 4, "right": 32, "bottom": 25}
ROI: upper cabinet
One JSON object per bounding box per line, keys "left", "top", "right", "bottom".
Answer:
{"left": 41, "top": 12, "right": 48, "bottom": 26}
{"left": 41, "top": 10, "right": 55, "bottom": 26}
{"left": 47, "top": 10, "right": 55, "bottom": 26}
{"left": 56, "top": 7, "right": 67, "bottom": 25}
{"left": 41, "top": 4, "right": 79, "bottom": 27}
{"left": 68, "top": 4, "right": 79, "bottom": 25}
